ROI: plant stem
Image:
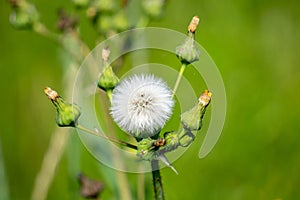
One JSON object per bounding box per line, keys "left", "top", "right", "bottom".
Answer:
{"left": 151, "top": 160, "right": 165, "bottom": 200}
{"left": 33, "top": 23, "right": 61, "bottom": 43}
{"left": 172, "top": 63, "right": 187, "bottom": 98}
{"left": 76, "top": 124, "right": 137, "bottom": 150}
{"left": 106, "top": 89, "right": 113, "bottom": 101}
{"left": 96, "top": 93, "right": 133, "bottom": 200}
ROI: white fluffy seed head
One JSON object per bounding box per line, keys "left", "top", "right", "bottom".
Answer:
{"left": 110, "top": 74, "right": 174, "bottom": 138}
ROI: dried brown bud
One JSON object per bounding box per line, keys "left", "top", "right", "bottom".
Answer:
{"left": 153, "top": 138, "right": 166, "bottom": 147}
{"left": 188, "top": 16, "right": 200, "bottom": 33}
{"left": 198, "top": 90, "right": 212, "bottom": 106}
{"left": 78, "top": 173, "right": 104, "bottom": 199}
{"left": 57, "top": 9, "right": 78, "bottom": 32}
{"left": 102, "top": 47, "right": 110, "bottom": 62}
{"left": 44, "top": 87, "right": 59, "bottom": 101}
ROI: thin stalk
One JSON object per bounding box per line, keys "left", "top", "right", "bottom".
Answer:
{"left": 151, "top": 160, "right": 165, "bottom": 200}
{"left": 172, "top": 63, "right": 187, "bottom": 98}
{"left": 32, "top": 128, "right": 69, "bottom": 200}
{"left": 106, "top": 89, "right": 113, "bottom": 102}
{"left": 96, "top": 93, "right": 133, "bottom": 200}
{"left": 137, "top": 172, "right": 145, "bottom": 200}
{"left": 76, "top": 124, "right": 137, "bottom": 150}
{"left": 33, "top": 23, "right": 61, "bottom": 43}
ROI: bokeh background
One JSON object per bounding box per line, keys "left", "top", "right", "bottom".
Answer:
{"left": 1, "top": 0, "right": 300, "bottom": 199}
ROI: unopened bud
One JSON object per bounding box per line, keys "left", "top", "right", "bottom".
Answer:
{"left": 44, "top": 87, "right": 81, "bottom": 127}
{"left": 175, "top": 16, "right": 201, "bottom": 64}
{"left": 98, "top": 48, "right": 119, "bottom": 91}
{"left": 181, "top": 90, "right": 211, "bottom": 131}
{"left": 188, "top": 16, "right": 200, "bottom": 33}
{"left": 112, "top": 11, "right": 130, "bottom": 32}
{"left": 94, "top": 0, "right": 118, "bottom": 13}
{"left": 175, "top": 32, "right": 200, "bottom": 64}
{"left": 9, "top": 1, "right": 39, "bottom": 30}
{"left": 142, "top": 0, "right": 165, "bottom": 19}
{"left": 178, "top": 129, "right": 195, "bottom": 147}
{"left": 86, "top": 6, "right": 97, "bottom": 20}
{"left": 136, "top": 138, "right": 155, "bottom": 161}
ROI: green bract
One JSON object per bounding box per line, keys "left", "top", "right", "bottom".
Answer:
{"left": 10, "top": 1, "right": 39, "bottom": 30}
{"left": 54, "top": 98, "right": 81, "bottom": 127}
{"left": 44, "top": 87, "right": 81, "bottom": 127}
{"left": 175, "top": 32, "right": 200, "bottom": 65}
{"left": 181, "top": 90, "right": 211, "bottom": 131}
{"left": 98, "top": 65, "right": 119, "bottom": 91}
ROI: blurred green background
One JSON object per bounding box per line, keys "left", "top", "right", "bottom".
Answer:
{"left": 1, "top": 0, "right": 300, "bottom": 199}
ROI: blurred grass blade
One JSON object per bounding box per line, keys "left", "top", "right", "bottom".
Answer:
{"left": 0, "top": 139, "right": 10, "bottom": 200}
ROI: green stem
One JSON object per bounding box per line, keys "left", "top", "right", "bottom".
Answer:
{"left": 172, "top": 63, "right": 187, "bottom": 98}
{"left": 33, "top": 23, "right": 61, "bottom": 43}
{"left": 76, "top": 124, "right": 137, "bottom": 150}
{"left": 107, "top": 89, "right": 113, "bottom": 102}
{"left": 151, "top": 160, "right": 165, "bottom": 200}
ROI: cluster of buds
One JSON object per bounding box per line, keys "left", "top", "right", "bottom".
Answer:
{"left": 136, "top": 90, "right": 211, "bottom": 173}
{"left": 175, "top": 16, "right": 200, "bottom": 65}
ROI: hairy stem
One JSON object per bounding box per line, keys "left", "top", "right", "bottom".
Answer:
{"left": 151, "top": 160, "right": 165, "bottom": 200}
{"left": 172, "top": 63, "right": 187, "bottom": 98}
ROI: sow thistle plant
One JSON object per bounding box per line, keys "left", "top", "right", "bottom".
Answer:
{"left": 44, "top": 16, "right": 212, "bottom": 200}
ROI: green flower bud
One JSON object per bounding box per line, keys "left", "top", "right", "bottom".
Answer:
{"left": 9, "top": 1, "right": 39, "bottom": 30}
{"left": 136, "top": 138, "right": 155, "bottom": 160}
{"left": 44, "top": 87, "right": 81, "bottom": 127}
{"left": 112, "top": 11, "right": 130, "bottom": 32}
{"left": 162, "top": 131, "right": 179, "bottom": 152}
{"left": 181, "top": 90, "right": 211, "bottom": 131}
{"left": 96, "top": 15, "right": 113, "bottom": 34}
{"left": 175, "top": 32, "right": 200, "bottom": 65}
{"left": 97, "top": 48, "right": 119, "bottom": 91}
{"left": 178, "top": 129, "right": 195, "bottom": 147}
{"left": 175, "top": 16, "right": 200, "bottom": 65}
{"left": 98, "top": 66, "right": 119, "bottom": 91}
{"left": 142, "top": 0, "right": 165, "bottom": 19}
{"left": 94, "top": 0, "right": 118, "bottom": 13}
